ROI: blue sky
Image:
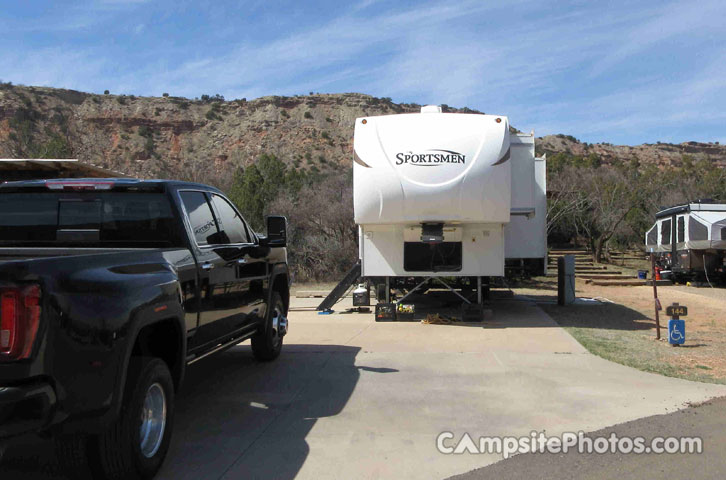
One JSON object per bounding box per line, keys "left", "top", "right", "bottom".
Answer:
{"left": 1, "top": 0, "right": 724, "bottom": 145}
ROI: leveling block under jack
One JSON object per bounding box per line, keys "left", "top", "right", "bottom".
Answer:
{"left": 318, "top": 307, "right": 371, "bottom": 315}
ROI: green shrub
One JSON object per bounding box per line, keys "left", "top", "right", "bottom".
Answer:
{"left": 138, "top": 125, "right": 152, "bottom": 137}
{"left": 205, "top": 102, "right": 223, "bottom": 121}
{"left": 304, "top": 111, "right": 313, "bottom": 119}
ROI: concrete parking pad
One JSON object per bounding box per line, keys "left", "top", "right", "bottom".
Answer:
{"left": 158, "top": 296, "right": 726, "bottom": 480}
{"left": 3, "top": 296, "right": 724, "bottom": 479}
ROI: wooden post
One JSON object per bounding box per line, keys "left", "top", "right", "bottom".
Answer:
{"left": 651, "top": 252, "right": 661, "bottom": 340}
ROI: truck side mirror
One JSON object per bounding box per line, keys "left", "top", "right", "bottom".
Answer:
{"left": 265, "top": 215, "right": 287, "bottom": 247}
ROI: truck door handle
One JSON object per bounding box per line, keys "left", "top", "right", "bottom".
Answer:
{"left": 201, "top": 262, "right": 215, "bottom": 271}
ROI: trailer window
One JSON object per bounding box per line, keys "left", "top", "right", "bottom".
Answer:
{"left": 646, "top": 225, "right": 657, "bottom": 246}
{"left": 677, "top": 217, "right": 685, "bottom": 243}
{"left": 403, "top": 242, "right": 462, "bottom": 272}
{"left": 660, "top": 219, "right": 671, "bottom": 245}
{"left": 689, "top": 217, "right": 708, "bottom": 241}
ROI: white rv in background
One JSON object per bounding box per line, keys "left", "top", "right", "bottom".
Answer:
{"left": 349, "top": 105, "right": 547, "bottom": 304}
{"left": 318, "top": 106, "right": 547, "bottom": 311}
{"left": 645, "top": 201, "right": 726, "bottom": 283}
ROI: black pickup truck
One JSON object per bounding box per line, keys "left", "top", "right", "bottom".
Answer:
{"left": 0, "top": 178, "right": 290, "bottom": 479}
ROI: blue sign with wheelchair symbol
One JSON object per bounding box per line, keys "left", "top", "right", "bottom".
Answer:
{"left": 668, "top": 319, "right": 685, "bottom": 345}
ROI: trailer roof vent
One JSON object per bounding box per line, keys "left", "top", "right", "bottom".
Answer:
{"left": 420, "top": 105, "right": 442, "bottom": 114}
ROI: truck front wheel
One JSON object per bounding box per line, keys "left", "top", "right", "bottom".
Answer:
{"left": 251, "top": 291, "right": 286, "bottom": 361}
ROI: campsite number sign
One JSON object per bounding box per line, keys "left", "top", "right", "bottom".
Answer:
{"left": 665, "top": 304, "right": 688, "bottom": 317}
{"left": 666, "top": 302, "right": 687, "bottom": 346}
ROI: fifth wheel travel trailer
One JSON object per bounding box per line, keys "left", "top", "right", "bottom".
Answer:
{"left": 317, "top": 105, "right": 547, "bottom": 315}
{"left": 646, "top": 201, "right": 726, "bottom": 284}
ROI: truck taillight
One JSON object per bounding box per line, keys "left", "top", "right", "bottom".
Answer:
{"left": 0, "top": 284, "right": 41, "bottom": 361}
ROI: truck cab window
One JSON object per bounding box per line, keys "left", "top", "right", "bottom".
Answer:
{"left": 0, "top": 192, "right": 181, "bottom": 247}
{"left": 211, "top": 194, "right": 251, "bottom": 244}
{"left": 180, "top": 191, "right": 219, "bottom": 246}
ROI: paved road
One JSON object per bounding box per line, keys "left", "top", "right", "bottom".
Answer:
{"left": 448, "top": 396, "right": 726, "bottom": 480}
{"left": 2, "top": 296, "right": 725, "bottom": 479}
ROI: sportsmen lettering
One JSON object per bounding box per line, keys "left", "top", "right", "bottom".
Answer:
{"left": 395, "top": 149, "right": 466, "bottom": 166}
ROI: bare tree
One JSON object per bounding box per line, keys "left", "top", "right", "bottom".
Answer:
{"left": 546, "top": 166, "right": 588, "bottom": 236}
{"left": 269, "top": 173, "right": 357, "bottom": 282}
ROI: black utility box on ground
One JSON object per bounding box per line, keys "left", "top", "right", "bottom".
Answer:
{"left": 396, "top": 304, "right": 415, "bottom": 322}
{"left": 375, "top": 303, "right": 396, "bottom": 321}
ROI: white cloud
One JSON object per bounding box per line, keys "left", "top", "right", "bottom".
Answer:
{"left": 1, "top": 0, "right": 724, "bottom": 144}
{"left": 97, "top": 0, "right": 151, "bottom": 4}
{"left": 523, "top": 53, "right": 726, "bottom": 144}
{"left": 590, "top": 0, "right": 726, "bottom": 76}
{"left": 0, "top": 48, "right": 107, "bottom": 92}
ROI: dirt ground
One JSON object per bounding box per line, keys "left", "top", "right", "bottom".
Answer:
{"left": 513, "top": 277, "right": 726, "bottom": 385}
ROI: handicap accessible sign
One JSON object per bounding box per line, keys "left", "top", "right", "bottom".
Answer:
{"left": 668, "top": 319, "right": 685, "bottom": 345}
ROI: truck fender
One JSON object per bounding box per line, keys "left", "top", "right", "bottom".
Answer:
{"left": 266, "top": 264, "right": 290, "bottom": 322}
{"left": 111, "top": 299, "right": 186, "bottom": 421}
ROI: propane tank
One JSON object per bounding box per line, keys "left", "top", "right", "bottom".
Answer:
{"left": 353, "top": 284, "right": 370, "bottom": 306}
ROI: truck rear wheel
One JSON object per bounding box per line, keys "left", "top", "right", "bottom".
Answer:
{"left": 94, "top": 357, "right": 174, "bottom": 479}
{"left": 251, "top": 292, "right": 286, "bottom": 361}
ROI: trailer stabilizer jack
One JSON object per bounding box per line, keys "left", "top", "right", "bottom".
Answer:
{"left": 317, "top": 260, "right": 362, "bottom": 312}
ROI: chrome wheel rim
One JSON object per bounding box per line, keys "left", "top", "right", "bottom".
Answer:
{"left": 271, "top": 307, "right": 287, "bottom": 345}
{"left": 139, "top": 382, "right": 167, "bottom": 458}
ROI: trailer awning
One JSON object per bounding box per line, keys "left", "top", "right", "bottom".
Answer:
{"left": 0, "top": 159, "right": 129, "bottom": 182}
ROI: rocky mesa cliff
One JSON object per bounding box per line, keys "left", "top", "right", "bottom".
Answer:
{"left": 1, "top": 83, "right": 724, "bottom": 183}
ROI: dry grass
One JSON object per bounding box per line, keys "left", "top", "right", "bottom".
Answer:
{"left": 513, "top": 276, "right": 726, "bottom": 385}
